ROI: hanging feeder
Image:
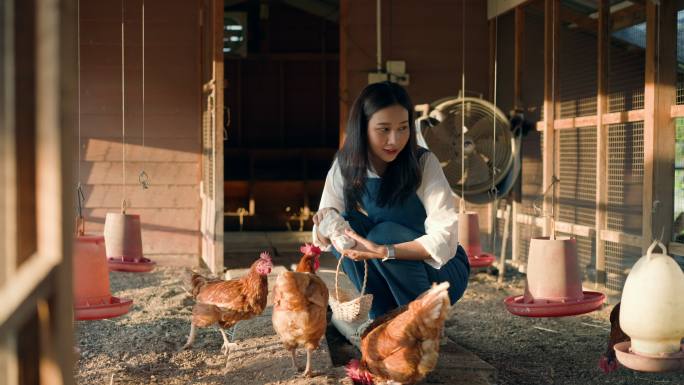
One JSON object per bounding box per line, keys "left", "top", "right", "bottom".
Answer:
{"left": 74, "top": 234, "right": 132, "bottom": 320}
{"left": 104, "top": 212, "right": 155, "bottom": 272}
{"left": 504, "top": 236, "right": 605, "bottom": 317}
{"left": 613, "top": 240, "right": 684, "bottom": 372}
{"left": 458, "top": 211, "right": 496, "bottom": 268}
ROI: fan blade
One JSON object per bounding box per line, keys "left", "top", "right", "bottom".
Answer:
{"left": 466, "top": 150, "right": 492, "bottom": 187}
{"left": 422, "top": 113, "right": 462, "bottom": 161}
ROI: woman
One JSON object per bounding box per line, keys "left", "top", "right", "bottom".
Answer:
{"left": 313, "top": 81, "right": 469, "bottom": 325}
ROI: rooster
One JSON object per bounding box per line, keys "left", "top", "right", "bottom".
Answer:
{"left": 346, "top": 282, "right": 451, "bottom": 385}
{"left": 182, "top": 252, "right": 272, "bottom": 368}
{"left": 598, "top": 302, "right": 630, "bottom": 373}
{"left": 272, "top": 244, "right": 329, "bottom": 377}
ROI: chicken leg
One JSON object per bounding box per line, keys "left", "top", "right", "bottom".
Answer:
{"left": 181, "top": 324, "right": 197, "bottom": 351}
{"left": 219, "top": 328, "right": 238, "bottom": 356}
{"left": 303, "top": 348, "right": 314, "bottom": 377}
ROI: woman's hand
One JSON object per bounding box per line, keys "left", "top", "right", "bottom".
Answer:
{"left": 313, "top": 207, "right": 337, "bottom": 245}
{"left": 341, "top": 229, "right": 388, "bottom": 261}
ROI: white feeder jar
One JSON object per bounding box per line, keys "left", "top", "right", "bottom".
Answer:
{"left": 620, "top": 241, "right": 684, "bottom": 356}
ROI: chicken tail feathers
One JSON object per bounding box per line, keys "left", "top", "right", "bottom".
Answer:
{"left": 190, "top": 273, "right": 209, "bottom": 298}
{"left": 415, "top": 282, "right": 451, "bottom": 322}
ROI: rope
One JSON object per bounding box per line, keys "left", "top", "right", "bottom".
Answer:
{"left": 460, "top": 0, "right": 466, "bottom": 213}
{"left": 139, "top": 0, "right": 150, "bottom": 190}
{"left": 491, "top": 1, "right": 499, "bottom": 257}
{"left": 121, "top": 0, "right": 127, "bottom": 212}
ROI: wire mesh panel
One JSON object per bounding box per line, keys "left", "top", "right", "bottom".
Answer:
{"left": 608, "top": 24, "right": 645, "bottom": 112}
{"left": 605, "top": 121, "right": 644, "bottom": 291}
{"left": 607, "top": 122, "right": 644, "bottom": 234}
{"left": 558, "top": 126, "right": 597, "bottom": 227}
{"left": 557, "top": 231, "right": 594, "bottom": 279}
{"left": 559, "top": 24, "right": 597, "bottom": 119}
{"left": 605, "top": 241, "right": 642, "bottom": 292}
{"left": 676, "top": 118, "right": 684, "bottom": 242}
{"left": 557, "top": 126, "right": 597, "bottom": 275}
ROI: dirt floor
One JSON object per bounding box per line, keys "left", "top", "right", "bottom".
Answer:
{"left": 76, "top": 263, "right": 684, "bottom": 385}
{"left": 446, "top": 271, "right": 684, "bottom": 385}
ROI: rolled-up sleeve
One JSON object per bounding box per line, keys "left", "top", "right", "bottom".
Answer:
{"left": 415, "top": 153, "right": 459, "bottom": 269}
{"left": 312, "top": 160, "right": 345, "bottom": 250}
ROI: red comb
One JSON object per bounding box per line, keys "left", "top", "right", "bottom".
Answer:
{"left": 300, "top": 243, "right": 321, "bottom": 256}
{"left": 345, "top": 359, "right": 373, "bottom": 385}
{"left": 259, "top": 252, "right": 272, "bottom": 261}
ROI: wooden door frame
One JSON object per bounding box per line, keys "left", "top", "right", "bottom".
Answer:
{"left": 0, "top": 0, "right": 77, "bottom": 383}
{"left": 200, "top": 0, "right": 225, "bottom": 273}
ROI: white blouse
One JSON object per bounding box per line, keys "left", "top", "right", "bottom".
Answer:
{"left": 313, "top": 151, "right": 459, "bottom": 269}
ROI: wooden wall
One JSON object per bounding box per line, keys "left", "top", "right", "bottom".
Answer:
{"left": 78, "top": 0, "right": 201, "bottom": 258}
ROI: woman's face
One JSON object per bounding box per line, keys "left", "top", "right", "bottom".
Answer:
{"left": 367, "top": 104, "right": 410, "bottom": 170}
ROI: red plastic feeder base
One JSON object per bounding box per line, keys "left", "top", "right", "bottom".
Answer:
{"left": 74, "top": 296, "right": 133, "bottom": 321}
{"left": 108, "top": 257, "right": 156, "bottom": 273}
{"left": 614, "top": 342, "right": 684, "bottom": 372}
{"left": 503, "top": 291, "right": 605, "bottom": 317}
{"left": 469, "top": 253, "right": 496, "bottom": 268}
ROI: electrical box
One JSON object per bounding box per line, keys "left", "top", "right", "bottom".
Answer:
{"left": 368, "top": 71, "right": 389, "bottom": 85}
{"left": 386, "top": 60, "right": 410, "bottom": 86}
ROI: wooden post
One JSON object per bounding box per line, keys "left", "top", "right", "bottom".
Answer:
{"left": 643, "top": 0, "right": 676, "bottom": 250}
{"left": 595, "top": 0, "right": 609, "bottom": 286}
{"left": 511, "top": 6, "right": 524, "bottom": 263}
{"left": 488, "top": 19, "right": 496, "bottom": 251}
{"left": 338, "top": 0, "right": 349, "bottom": 148}
{"left": 542, "top": 0, "right": 559, "bottom": 236}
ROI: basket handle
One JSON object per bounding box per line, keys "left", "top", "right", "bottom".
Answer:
{"left": 334, "top": 253, "right": 368, "bottom": 301}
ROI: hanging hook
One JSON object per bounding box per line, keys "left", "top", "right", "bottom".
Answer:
{"left": 532, "top": 175, "right": 559, "bottom": 217}
{"left": 138, "top": 170, "right": 150, "bottom": 190}
{"left": 75, "top": 183, "right": 86, "bottom": 235}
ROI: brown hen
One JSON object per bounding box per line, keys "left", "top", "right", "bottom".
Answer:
{"left": 272, "top": 244, "right": 329, "bottom": 377}
{"left": 346, "top": 281, "right": 451, "bottom": 385}
{"left": 182, "top": 252, "right": 272, "bottom": 368}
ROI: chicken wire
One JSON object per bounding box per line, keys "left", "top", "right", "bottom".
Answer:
{"left": 605, "top": 241, "right": 642, "bottom": 292}
{"left": 607, "top": 36, "right": 645, "bottom": 112}
{"left": 607, "top": 122, "right": 644, "bottom": 234}
{"left": 557, "top": 231, "right": 594, "bottom": 280}
{"left": 559, "top": 25, "right": 597, "bottom": 119}
{"left": 558, "top": 126, "right": 596, "bottom": 228}
{"left": 604, "top": 121, "right": 644, "bottom": 292}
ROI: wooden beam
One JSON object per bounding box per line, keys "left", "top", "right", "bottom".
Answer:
{"left": 599, "top": 229, "right": 643, "bottom": 248}
{"left": 595, "top": 0, "right": 609, "bottom": 286}
{"left": 514, "top": 7, "right": 524, "bottom": 110}
{"left": 542, "top": 0, "right": 560, "bottom": 236}
{"left": 338, "top": 0, "right": 349, "bottom": 148}
{"left": 671, "top": 104, "right": 684, "bottom": 118}
{"left": 555, "top": 220, "right": 595, "bottom": 238}
{"left": 643, "top": 0, "right": 676, "bottom": 250}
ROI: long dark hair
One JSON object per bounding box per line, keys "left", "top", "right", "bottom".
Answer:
{"left": 338, "top": 81, "right": 421, "bottom": 212}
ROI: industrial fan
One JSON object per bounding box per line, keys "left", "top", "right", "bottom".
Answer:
{"left": 416, "top": 96, "right": 522, "bottom": 204}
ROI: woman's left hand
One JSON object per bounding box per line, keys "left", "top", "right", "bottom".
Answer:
{"left": 341, "top": 229, "right": 388, "bottom": 261}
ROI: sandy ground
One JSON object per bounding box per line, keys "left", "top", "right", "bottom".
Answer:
{"left": 446, "top": 272, "right": 684, "bottom": 385}
{"left": 76, "top": 264, "right": 684, "bottom": 385}
{"left": 75, "top": 266, "right": 344, "bottom": 385}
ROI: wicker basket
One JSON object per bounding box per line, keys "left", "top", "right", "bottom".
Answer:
{"left": 329, "top": 255, "right": 373, "bottom": 322}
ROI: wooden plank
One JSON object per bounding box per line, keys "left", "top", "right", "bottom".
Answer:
{"left": 213, "top": 0, "right": 225, "bottom": 272}
{"left": 542, "top": 0, "right": 560, "bottom": 236}
{"left": 553, "top": 115, "right": 597, "bottom": 129}
{"left": 599, "top": 229, "right": 642, "bottom": 248}
{"left": 595, "top": 0, "right": 609, "bottom": 285}
{"left": 1, "top": 0, "right": 17, "bottom": 288}
{"left": 602, "top": 109, "right": 644, "bottom": 124}
{"left": 515, "top": 213, "right": 545, "bottom": 227}
{"left": 671, "top": 104, "right": 684, "bottom": 118}
{"left": 667, "top": 241, "right": 684, "bottom": 256}
{"left": 554, "top": 221, "right": 595, "bottom": 238}
{"left": 643, "top": 0, "right": 676, "bottom": 250}
{"left": 514, "top": 7, "right": 523, "bottom": 110}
